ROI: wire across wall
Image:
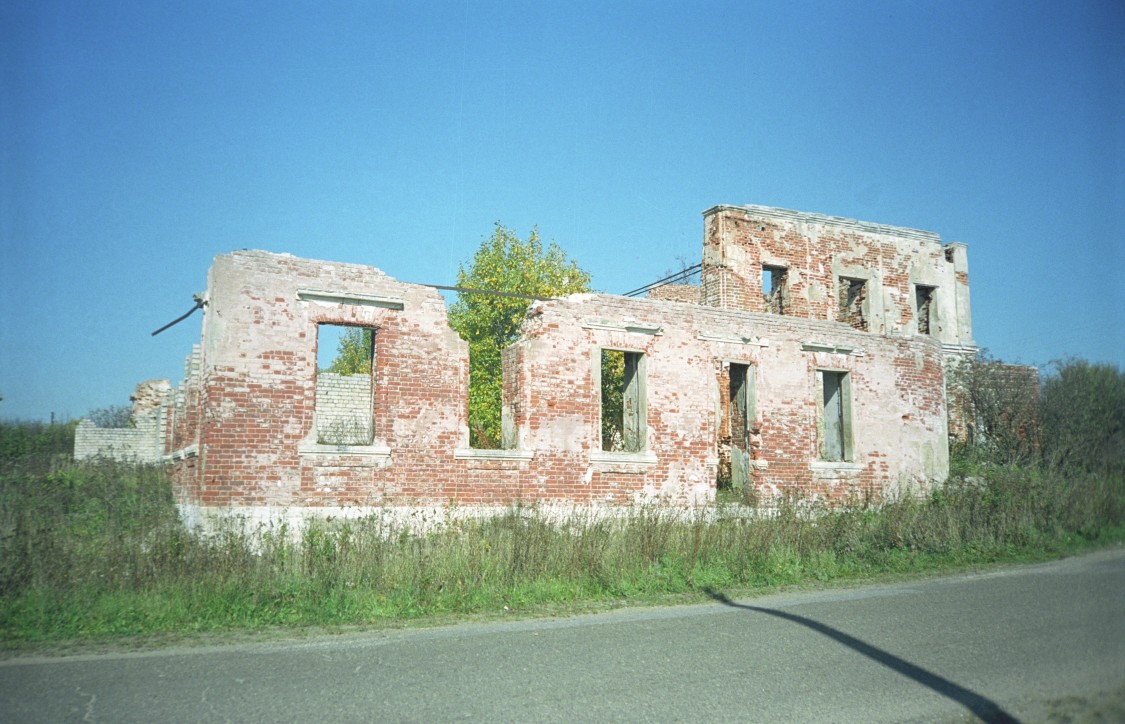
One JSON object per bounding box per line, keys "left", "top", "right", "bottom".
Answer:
{"left": 622, "top": 263, "right": 702, "bottom": 297}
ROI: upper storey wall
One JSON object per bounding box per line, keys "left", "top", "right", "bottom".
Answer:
{"left": 700, "top": 205, "right": 975, "bottom": 348}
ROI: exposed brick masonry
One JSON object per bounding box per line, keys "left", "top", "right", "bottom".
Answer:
{"left": 147, "top": 204, "right": 1002, "bottom": 530}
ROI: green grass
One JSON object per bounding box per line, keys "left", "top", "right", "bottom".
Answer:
{"left": 1, "top": 427, "right": 1123, "bottom": 647}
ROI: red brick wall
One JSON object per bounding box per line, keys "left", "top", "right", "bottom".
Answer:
{"left": 167, "top": 249, "right": 951, "bottom": 516}
{"left": 647, "top": 284, "right": 700, "bottom": 304}
{"left": 700, "top": 205, "right": 973, "bottom": 346}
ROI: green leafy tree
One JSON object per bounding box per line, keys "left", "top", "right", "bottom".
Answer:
{"left": 949, "top": 354, "right": 1124, "bottom": 478}
{"left": 1040, "top": 359, "right": 1125, "bottom": 476}
{"left": 449, "top": 223, "right": 592, "bottom": 448}
{"left": 327, "top": 328, "right": 373, "bottom": 376}
{"left": 600, "top": 350, "right": 626, "bottom": 450}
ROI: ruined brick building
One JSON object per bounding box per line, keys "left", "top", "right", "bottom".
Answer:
{"left": 81, "top": 204, "right": 981, "bottom": 529}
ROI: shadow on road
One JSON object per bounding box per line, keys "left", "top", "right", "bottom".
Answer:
{"left": 701, "top": 588, "right": 1019, "bottom": 723}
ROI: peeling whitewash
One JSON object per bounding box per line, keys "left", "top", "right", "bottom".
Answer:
{"left": 92, "top": 204, "right": 1001, "bottom": 533}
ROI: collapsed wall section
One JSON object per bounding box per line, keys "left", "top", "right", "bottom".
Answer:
{"left": 74, "top": 380, "right": 171, "bottom": 463}
{"left": 74, "top": 416, "right": 164, "bottom": 462}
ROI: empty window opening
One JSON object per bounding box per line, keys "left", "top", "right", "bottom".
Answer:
{"left": 915, "top": 285, "right": 936, "bottom": 335}
{"left": 762, "top": 265, "right": 788, "bottom": 315}
{"left": 718, "top": 363, "right": 754, "bottom": 491}
{"left": 838, "top": 277, "right": 867, "bottom": 331}
{"left": 468, "top": 345, "right": 505, "bottom": 450}
{"left": 315, "top": 324, "right": 375, "bottom": 445}
{"left": 820, "top": 370, "right": 853, "bottom": 462}
{"left": 601, "top": 350, "right": 646, "bottom": 452}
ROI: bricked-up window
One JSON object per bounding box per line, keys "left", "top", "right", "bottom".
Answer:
{"left": 315, "top": 324, "right": 375, "bottom": 445}
{"left": 601, "top": 350, "right": 646, "bottom": 452}
{"left": 915, "top": 285, "right": 936, "bottom": 335}
{"left": 819, "top": 370, "right": 853, "bottom": 462}
{"left": 838, "top": 277, "right": 867, "bottom": 330}
{"left": 762, "top": 265, "right": 788, "bottom": 315}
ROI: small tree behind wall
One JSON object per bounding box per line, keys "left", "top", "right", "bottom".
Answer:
{"left": 449, "top": 223, "right": 592, "bottom": 448}
{"left": 326, "top": 328, "right": 374, "bottom": 376}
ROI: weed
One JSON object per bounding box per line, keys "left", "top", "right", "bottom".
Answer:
{"left": 1, "top": 437, "right": 1122, "bottom": 644}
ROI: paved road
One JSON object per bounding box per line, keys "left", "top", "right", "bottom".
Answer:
{"left": 2, "top": 548, "right": 1123, "bottom": 723}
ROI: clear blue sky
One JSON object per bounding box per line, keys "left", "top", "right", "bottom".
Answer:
{"left": 2, "top": 0, "right": 1122, "bottom": 421}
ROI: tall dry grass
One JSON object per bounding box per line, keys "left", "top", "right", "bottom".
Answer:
{"left": 2, "top": 437, "right": 1121, "bottom": 643}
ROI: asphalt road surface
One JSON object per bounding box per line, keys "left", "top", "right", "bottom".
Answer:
{"left": 2, "top": 547, "right": 1123, "bottom": 722}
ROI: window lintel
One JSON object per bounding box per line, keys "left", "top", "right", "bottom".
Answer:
{"left": 298, "top": 289, "right": 405, "bottom": 310}
{"left": 802, "top": 342, "right": 863, "bottom": 356}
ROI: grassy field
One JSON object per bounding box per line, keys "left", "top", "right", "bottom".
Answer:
{"left": 1, "top": 420, "right": 1123, "bottom": 648}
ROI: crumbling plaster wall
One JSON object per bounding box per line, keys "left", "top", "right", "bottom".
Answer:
{"left": 700, "top": 205, "right": 974, "bottom": 347}
{"left": 172, "top": 251, "right": 470, "bottom": 519}
{"left": 167, "top": 209, "right": 959, "bottom": 528}
{"left": 505, "top": 294, "right": 948, "bottom": 504}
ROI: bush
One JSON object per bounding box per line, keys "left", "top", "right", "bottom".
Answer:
{"left": 949, "top": 355, "right": 1124, "bottom": 478}
{"left": 946, "top": 353, "right": 1040, "bottom": 467}
{"left": 86, "top": 405, "right": 134, "bottom": 429}
{"left": 0, "top": 420, "right": 76, "bottom": 473}
{"left": 1040, "top": 359, "right": 1125, "bottom": 476}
